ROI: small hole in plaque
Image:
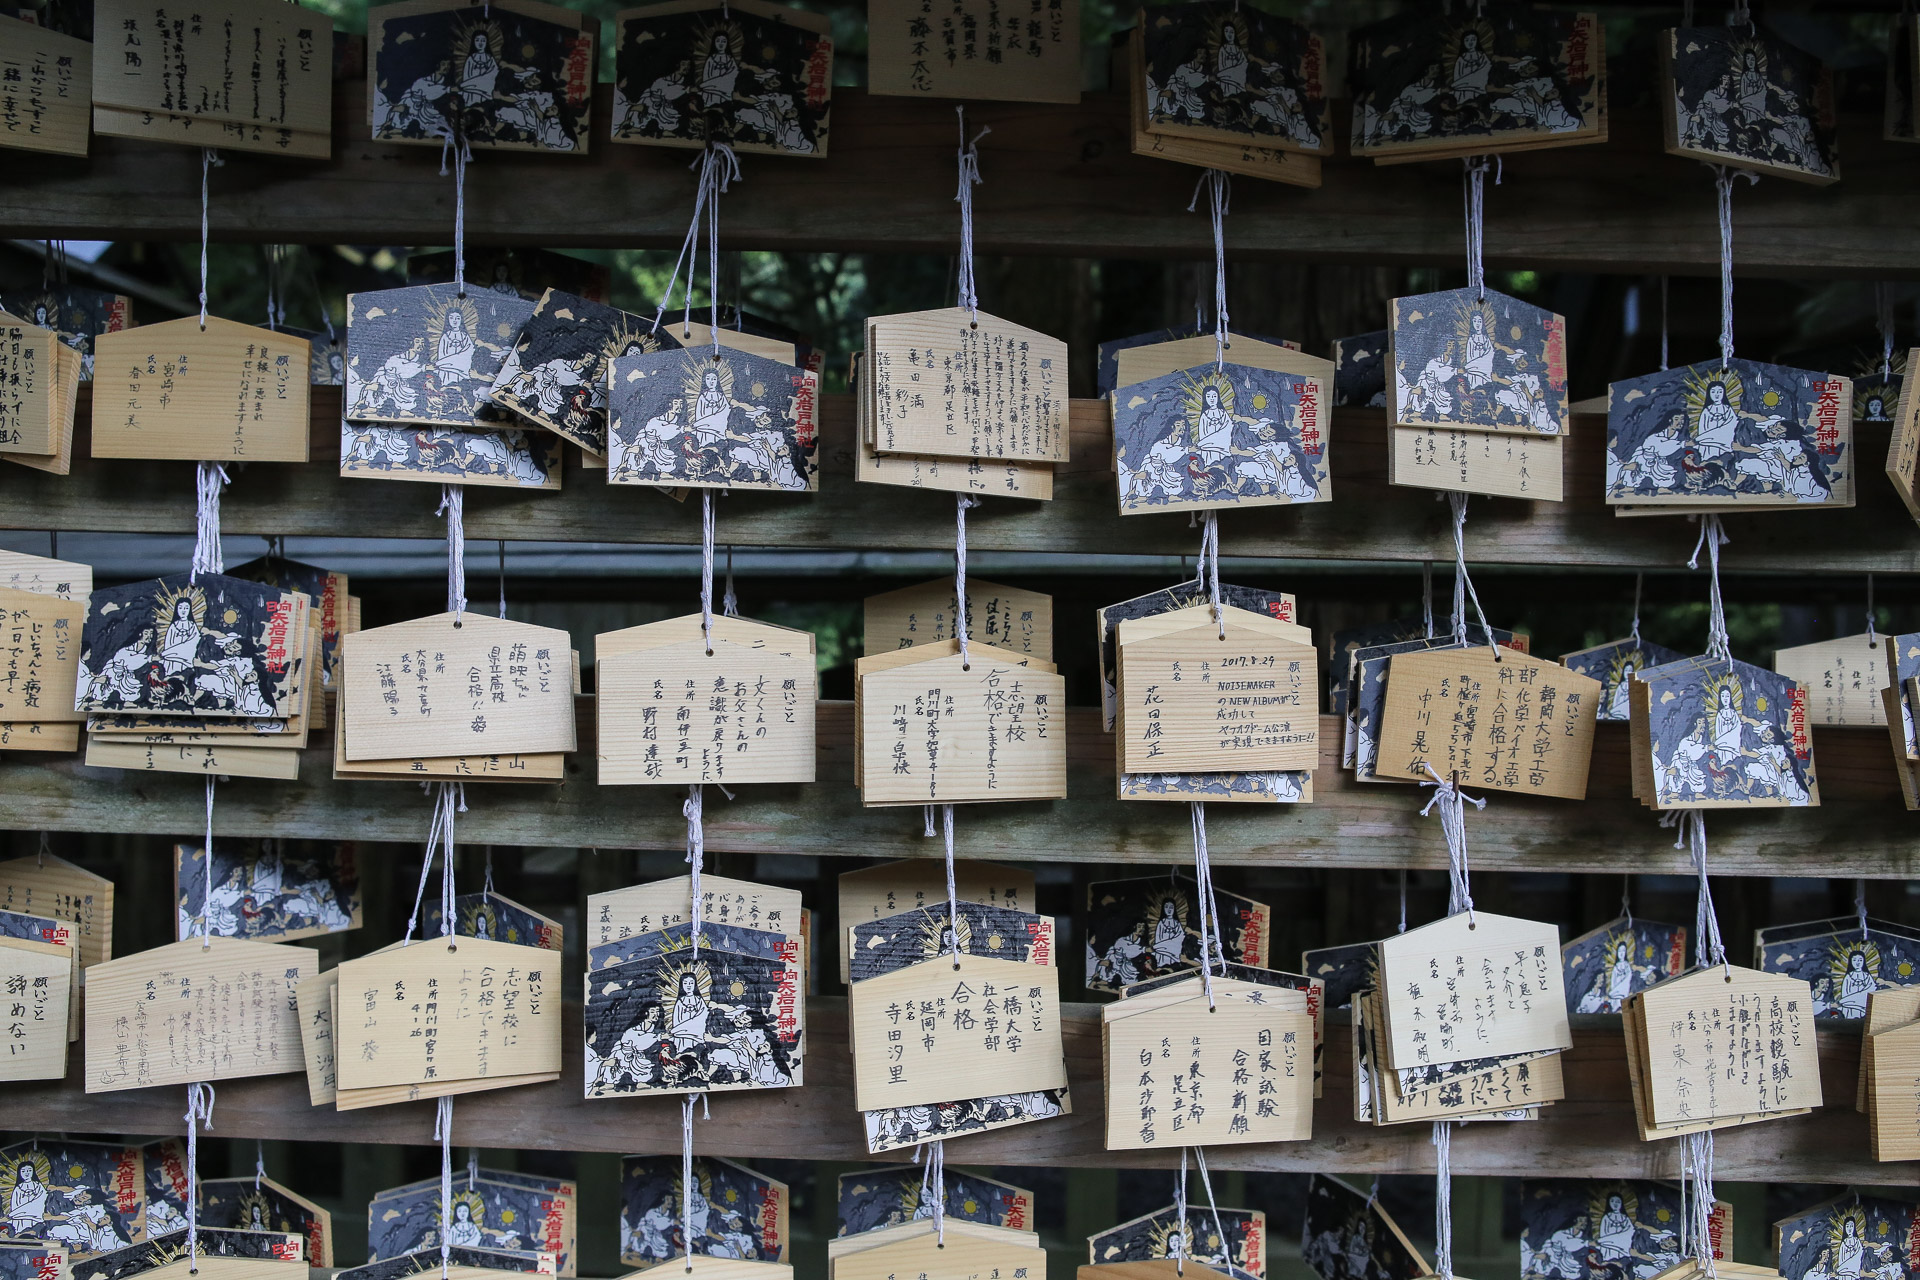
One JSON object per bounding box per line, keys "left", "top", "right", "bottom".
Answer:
{"left": 706, "top": 649, "right": 714, "bottom": 657}
{"left": 969, "top": 321, "right": 978, "bottom": 330}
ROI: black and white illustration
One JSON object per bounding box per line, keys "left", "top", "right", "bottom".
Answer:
{"left": 77, "top": 574, "right": 301, "bottom": 718}
{"left": 0, "top": 1141, "right": 145, "bottom": 1258}
{"left": 0, "top": 284, "right": 130, "bottom": 379}
{"left": 1300, "top": 942, "right": 1377, "bottom": 1012}
{"left": 1300, "top": 1174, "right": 1426, "bottom": 1280}
{"left": 426, "top": 892, "right": 562, "bottom": 950}
{"left": 346, "top": 285, "right": 535, "bottom": 428}
{"left": 1349, "top": 9, "right": 1603, "bottom": 155}
{"left": 1665, "top": 26, "right": 1836, "bottom": 182}
{"left": 613, "top": 0, "right": 833, "bottom": 157}
{"left": 1521, "top": 1181, "right": 1693, "bottom": 1280}
{"left": 73, "top": 1229, "right": 300, "bottom": 1280}
{"left": 1606, "top": 360, "right": 1850, "bottom": 504}
{"left": 863, "top": 1088, "right": 1067, "bottom": 1154}
{"left": 198, "top": 1178, "right": 327, "bottom": 1266}
{"left": 175, "top": 843, "right": 360, "bottom": 942}
{"left": 1391, "top": 287, "right": 1568, "bottom": 435}
{"left": 279, "top": 325, "right": 345, "bottom": 387}
{"left": 1333, "top": 330, "right": 1388, "bottom": 409}
{"left": 338, "top": 1247, "right": 551, "bottom": 1280}
{"left": 1091, "top": 1205, "right": 1265, "bottom": 1278}
{"left": 1139, "top": 2, "right": 1328, "bottom": 153}
{"left": 619, "top": 1155, "right": 782, "bottom": 1269}
{"left": 1855, "top": 371, "right": 1901, "bottom": 426}
{"left": 1562, "top": 918, "right": 1688, "bottom": 1015}
{"left": 848, "top": 902, "right": 1052, "bottom": 983}
{"left": 590, "top": 920, "right": 792, "bottom": 972}
{"left": 0, "top": 1241, "right": 66, "bottom": 1280}
{"left": 1561, "top": 639, "right": 1688, "bottom": 721}
{"left": 1114, "top": 362, "right": 1328, "bottom": 513}
{"left": 1776, "top": 1194, "right": 1916, "bottom": 1280}
{"left": 1639, "top": 655, "right": 1818, "bottom": 808}
{"left": 226, "top": 555, "right": 345, "bottom": 686}
{"left": 487, "top": 291, "right": 680, "bottom": 454}
{"left": 340, "top": 422, "right": 562, "bottom": 490}
{"left": 1757, "top": 919, "right": 1920, "bottom": 1018}
{"left": 371, "top": 2, "right": 594, "bottom": 152}
{"left": 607, "top": 347, "right": 818, "bottom": 491}
{"left": 584, "top": 947, "right": 802, "bottom": 1095}
{"left": 1117, "top": 769, "right": 1308, "bottom": 804}
{"left": 836, "top": 1166, "right": 1030, "bottom": 1237}
{"left": 1330, "top": 618, "right": 1428, "bottom": 723}
{"left": 0, "top": 909, "right": 67, "bottom": 948}
{"left": 369, "top": 1173, "right": 565, "bottom": 1272}
{"left": 137, "top": 1141, "right": 187, "bottom": 1241}
{"left": 1084, "top": 873, "right": 1262, "bottom": 993}
{"left": 1099, "top": 579, "right": 1295, "bottom": 729}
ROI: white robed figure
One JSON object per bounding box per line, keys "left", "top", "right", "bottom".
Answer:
{"left": 1150, "top": 898, "right": 1185, "bottom": 968}
{"left": 1215, "top": 25, "right": 1247, "bottom": 96}
{"left": 1836, "top": 1218, "right": 1866, "bottom": 1280}
{"left": 1664, "top": 718, "right": 1710, "bottom": 799}
{"left": 1606, "top": 940, "right": 1636, "bottom": 1006}
{"left": 459, "top": 34, "right": 500, "bottom": 108}
{"left": 1836, "top": 951, "right": 1876, "bottom": 1019}
{"left": 1694, "top": 381, "right": 1740, "bottom": 455}
{"left": 690, "top": 368, "right": 733, "bottom": 446}
{"left": 1596, "top": 1195, "right": 1635, "bottom": 1262}
{"left": 445, "top": 1202, "right": 483, "bottom": 1248}
{"left": 1462, "top": 311, "right": 1495, "bottom": 388}
{"left": 6, "top": 1162, "right": 48, "bottom": 1235}
{"left": 1608, "top": 661, "right": 1637, "bottom": 719}
{"left": 435, "top": 308, "right": 477, "bottom": 380}
{"left": 700, "top": 34, "right": 741, "bottom": 108}
{"left": 670, "top": 971, "right": 712, "bottom": 1054}
{"left": 1450, "top": 32, "right": 1491, "bottom": 98}
{"left": 1709, "top": 687, "right": 1746, "bottom": 769}
{"left": 1191, "top": 385, "right": 1235, "bottom": 465}
{"left": 160, "top": 599, "right": 200, "bottom": 676}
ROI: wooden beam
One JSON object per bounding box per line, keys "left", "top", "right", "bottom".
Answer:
{"left": 0, "top": 86, "right": 1911, "bottom": 276}
{"left": 6, "top": 707, "right": 1916, "bottom": 877}
{"left": 8, "top": 1001, "right": 1889, "bottom": 1182}
{"left": 4, "top": 389, "right": 1915, "bottom": 573}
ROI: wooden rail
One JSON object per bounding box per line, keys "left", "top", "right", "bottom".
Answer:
{"left": 3, "top": 389, "right": 1914, "bottom": 573}
{"left": 5, "top": 706, "right": 1913, "bottom": 877}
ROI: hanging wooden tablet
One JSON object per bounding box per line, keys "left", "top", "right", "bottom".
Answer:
{"left": 488, "top": 291, "right": 678, "bottom": 456}
{"left": 335, "top": 1246, "right": 558, "bottom": 1280}
{"left": 92, "top": 0, "right": 332, "bottom": 154}
{"left": 78, "top": 574, "right": 307, "bottom": 720}
{"left": 1625, "top": 965, "right": 1822, "bottom": 1133}
{"left": 831, "top": 1218, "right": 1046, "bottom": 1280}
{"left": 83, "top": 937, "right": 316, "bottom": 1091}
{"left": 1607, "top": 360, "right": 1852, "bottom": 508}
{"left": 1350, "top": 633, "right": 1517, "bottom": 781}
{"left": 1128, "top": 35, "right": 1323, "bottom": 191}
{"left": 1302, "top": 1177, "right": 1424, "bottom": 1280}
{"left": 1771, "top": 1195, "right": 1903, "bottom": 1280}
{"left": 866, "top": 0, "right": 1078, "bottom": 103}
{"left": 78, "top": 1228, "right": 305, "bottom": 1280}
{"left": 428, "top": 891, "right": 563, "bottom": 950}
{"left": 1886, "top": 350, "right": 1920, "bottom": 523}
{"left": 854, "top": 639, "right": 1065, "bottom": 805}
{"left": 589, "top": 874, "right": 803, "bottom": 948}
{"left": 174, "top": 844, "right": 360, "bottom": 943}
{"left": 611, "top": 0, "right": 831, "bottom": 157}
{"left": 92, "top": 318, "right": 311, "bottom": 461}
{"left": 0, "top": 23, "right": 91, "bottom": 157}
{"left": 0, "top": 586, "right": 83, "bottom": 725}
{"left": 1100, "top": 324, "right": 1299, "bottom": 395}
{"left": 0, "top": 550, "right": 92, "bottom": 601}
{"left": 1098, "top": 580, "right": 1295, "bottom": 731}
{"left": 863, "top": 578, "right": 1051, "bottom": 661}
{"left": 1628, "top": 655, "right": 1818, "bottom": 809}
{"left": 836, "top": 1165, "right": 1030, "bottom": 1238}
{"left": 1522, "top": 1183, "right": 1731, "bottom": 1280}
{"left": 1375, "top": 647, "right": 1600, "bottom": 799}
{"left": 199, "top": 1176, "right": 332, "bottom": 1268}
{"left": 1116, "top": 605, "right": 1316, "bottom": 774}
{"left": 654, "top": 317, "right": 800, "bottom": 367}
{"left": 1855, "top": 366, "right": 1901, "bottom": 427}
{"left": 1387, "top": 424, "right": 1564, "bottom": 501}
{"left": 838, "top": 860, "right": 1034, "bottom": 985}
{"left": 369, "top": 1170, "right": 575, "bottom": 1274}
{"left": 0, "top": 926, "right": 74, "bottom": 1081}
{"left": 228, "top": 554, "right": 349, "bottom": 689}
{"left": 369, "top": 0, "right": 593, "bottom": 152}
{"left": 1103, "top": 980, "right": 1312, "bottom": 1149}
{"left": 0, "top": 853, "right": 112, "bottom": 969}
{"left": 1561, "top": 638, "right": 1686, "bottom": 722}
{"left": 1563, "top": 916, "right": 1687, "bottom": 1015}
{"left": 848, "top": 902, "right": 1052, "bottom": 985}
{"left": 607, "top": 347, "right": 819, "bottom": 491}
{"left": 862, "top": 1084, "right": 1069, "bottom": 1154}
{"left": 0, "top": 1138, "right": 144, "bottom": 1255}
{"left": 0, "top": 319, "right": 60, "bottom": 457}
{"left": 1390, "top": 288, "right": 1568, "bottom": 437}
{"left": 0, "top": 283, "right": 132, "bottom": 381}
{"left": 1357, "top": 988, "right": 1562, "bottom": 1124}
{"left": 1085, "top": 873, "right": 1267, "bottom": 993}
{"left": 340, "top": 421, "right": 563, "bottom": 490}
{"left": 1089, "top": 1205, "right": 1264, "bottom": 1276}
{"left": 1113, "top": 362, "right": 1328, "bottom": 514}
{"left": 341, "top": 612, "right": 574, "bottom": 760}
{"left": 1772, "top": 634, "right": 1886, "bottom": 727}
{"left": 1661, "top": 26, "right": 1836, "bottom": 184}
{"left": 867, "top": 309, "right": 1067, "bottom": 464}
{"left": 852, "top": 349, "right": 1055, "bottom": 498}
{"left": 1377, "top": 911, "right": 1570, "bottom": 1070}
{"left": 1349, "top": 9, "right": 1605, "bottom": 161}
{"left": 346, "top": 286, "right": 536, "bottom": 428}
{"left": 1136, "top": 2, "right": 1329, "bottom": 156}
{"left": 1754, "top": 916, "right": 1920, "bottom": 1018}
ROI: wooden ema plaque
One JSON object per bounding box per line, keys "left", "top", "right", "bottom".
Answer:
{"left": 1117, "top": 605, "right": 1317, "bottom": 775}
{"left": 1377, "top": 911, "right": 1571, "bottom": 1070}
{"left": 1855, "top": 986, "right": 1920, "bottom": 1112}
{"left": 596, "top": 615, "right": 816, "bottom": 786}
{"left": 1866, "top": 1013, "right": 1920, "bottom": 1160}
{"left": 92, "top": 318, "right": 313, "bottom": 461}
{"left": 0, "top": 550, "right": 92, "bottom": 600}
{"left": 0, "top": 586, "right": 83, "bottom": 723}
{"left": 589, "top": 874, "right": 803, "bottom": 948}
{"left": 866, "top": 309, "right": 1068, "bottom": 464}
{"left": 1887, "top": 348, "right": 1920, "bottom": 525}
{"left": 853, "top": 347, "right": 1055, "bottom": 498}
{"left": 866, "top": 0, "right": 1079, "bottom": 103}
{"left": 92, "top": 0, "right": 333, "bottom": 155}
{"left": 831, "top": 1220, "right": 1046, "bottom": 1280}
{"left": 0, "top": 852, "right": 114, "bottom": 967}
{"left": 1111, "top": 333, "right": 1330, "bottom": 391}
{"left": 862, "top": 578, "right": 1053, "bottom": 662}
{"left": 847, "top": 950, "right": 1066, "bottom": 1111}
{"left": 855, "top": 639, "right": 1066, "bottom": 805}
{"left": 1356, "top": 986, "right": 1564, "bottom": 1124}
{"left": 0, "top": 23, "right": 92, "bottom": 157}
{"left": 1103, "top": 980, "right": 1312, "bottom": 1149}
{"left": 1624, "top": 965, "right": 1821, "bottom": 1135}
{"left": 0, "top": 927, "right": 76, "bottom": 1082}
{"left": 84, "top": 936, "right": 317, "bottom": 1091}
{"left": 342, "top": 612, "right": 575, "bottom": 761}
{"left": 0, "top": 320, "right": 59, "bottom": 455}
{"left": 1376, "top": 647, "right": 1600, "bottom": 799}
{"left": 1388, "top": 424, "right": 1565, "bottom": 501}
{"left": 1773, "top": 634, "right": 1887, "bottom": 727}
{"left": 333, "top": 936, "right": 563, "bottom": 1094}
{"left": 837, "top": 859, "right": 1034, "bottom": 984}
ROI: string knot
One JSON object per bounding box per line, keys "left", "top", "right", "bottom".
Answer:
{"left": 1187, "top": 170, "right": 1231, "bottom": 369}
{"left": 685, "top": 784, "right": 705, "bottom": 956}
{"left": 1687, "top": 516, "right": 1732, "bottom": 665}
{"left": 1707, "top": 165, "right": 1758, "bottom": 367}
{"left": 954, "top": 108, "right": 990, "bottom": 319}
{"left": 1418, "top": 764, "right": 1484, "bottom": 922}
{"left": 437, "top": 487, "right": 468, "bottom": 617}
{"left": 1461, "top": 156, "right": 1499, "bottom": 300}
{"left": 1672, "top": 810, "right": 1728, "bottom": 973}
{"left": 192, "top": 463, "right": 231, "bottom": 582}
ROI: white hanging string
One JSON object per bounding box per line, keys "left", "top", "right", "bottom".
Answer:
{"left": 483, "top": 847, "right": 496, "bottom": 898}
{"left": 650, "top": 146, "right": 743, "bottom": 346}
{"left": 1671, "top": 810, "right": 1728, "bottom": 972}
{"left": 1419, "top": 765, "right": 1485, "bottom": 925}
{"left": 1856, "top": 878, "right": 1870, "bottom": 941}
{"left": 940, "top": 804, "right": 959, "bottom": 967}
{"left": 954, "top": 496, "right": 980, "bottom": 667}
{"left": 438, "top": 136, "right": 473, "bottom": 296}
{"left": 254, "top": 1140, "right": 265, "bottom": 1190}
{"left": 497, "top": 540, "right": 507, "bottom": 620}
{"left": 198, "top": 148, "right": 223, "bottom": 329}
{"left": 1172, "top": 1149, "right": 1189, "bottom": 1276}
{"left": 680, "top": 1092, "right": 705, "bottom": 1270}
{"left": 1397, "top": 869, "right": 1408, "bottom": 934}
{"left": 1688, "top": 516, "right": 1732, "bottom": 666}
{"left": 913, "top": 1138, "right": 947, "bottom": 1245}
{"left": 1866, "top": 574, "right": 1877, "bottom": 649}
{"left": 722, "top": 547, "right": 739, "bottom": 618}
{"left": 1630, "top": 573, "right": 1645, "bottom": 647}
{"left": 192, "top": 463, "right": 230, "bottom": 582}
{"left": 1421, "top": 561, "right": 1434, "bottom": 639}
{"left": 1461, "top": 156, "right": 1499, "bottom": 301}
{"left": 700, "top": 491, "right": 717, "bottom": 652}
{"left": 402, "top": 783, "right": 465, "bottom": 946}
{"left": 1189, "top": 1148, "right": 1232, "bottom": 1276}
{"left": 183, "top": 1082, "right": 216, "bottom": 1269}
{"left": 438, "top": 487, "right": 468, "bottom": 618}
{"left": 1621, "top": 874, "right": 1634, "bottom": 926}
{"left": 433, "top": 1096, "right": 454, "bottom": 1280}
{"left": 685, "top": 784, "right": 705, "bottom": 958}
{"left": 1196, "top": 512, "right": 1225, "bottom": 640}
{"left": 1709, "top": 166, "right": 1757, "bottom": 368}
{"left": 200, "top": 778, "right": 215, "bottom": 949}
{"left": 1877, "top": 283, "right": 1896, "bottom": 379}
{"left": 1659, "top": 276, "right": 1671, "bottom": 373}
{"left": 953, "top": 108, "right": 989, "bottom": 321}
{"left": 1189, "top": 801, "right": 1222, "bottom": 1010}
{"left": 264, "top": 244, "right": 280, "bottom": 331}
{"left": 1677, "top": 1128, "right": 1718, "bottom": 1275}
{"left": 1185, "top": 169, "right": 1231, "bottom": 370}
{"left": 36, "top": 831, "right": 47, "bottom": 867}
{"left": 1446, "top": 494, "right": 1497, "bottom": 656}
{"left": 1432, "top": 1122, "right": 1457, "bottom": 1280}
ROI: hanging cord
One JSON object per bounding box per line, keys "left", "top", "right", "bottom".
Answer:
{"left": 953, "top": 108, "right": 989, "bottom": 322}
{"left": 1630, "top": 573, "right": 1645, "bottom": 648}
{"left": 1432, "top": 1121, "right": 1457, "bottom": 1280}
{"left": 1419, "top": 766, "right": 1486, "bottom": 925}
{"left": 438, "top": 134, "right": 474, "bottom": 296}
{"left": 483, "top": 847, "right": 496, "bottom": 898}
{"left": 648, "top": 145, "right": 742, "bottom": 343}
{"left": 1189, "top": 801, "right": 1223, "bottom": 1010}
{"left": 1878, "top": 282, "right": 1896, "bottom": 379}
{"left": 1421, "top": 561, "right": 1434, "bottom": 639}
{"left": 954, "top": 496, "right": 980, "bottom": 667}
{"left": 1866, "top": 574, "right": 1878, "bottom": 649}
{"left": 1446, "top": 494, "right": 1498, "bottom": 657}
{"left": 497, "top": 541, "right": 507, "bottom": 620}
{"left": 1195, "top": 512, "right": 1225, "bottom": 640}
{"left": 1678, "top": 1128, "right": 1718, "bottom": 1275}
{"left": 1172, "top": 1149, "right": 1189, "bottom": 1276}
{"left": 721, "top": 547, "right": 739, "bottom": 618}
{"left": 1621, "top": 874, "right": 1634, "bottom": 927}
{"left": 1856, "top": 878, "right": 1869, "bottom": 941}
{"left": 1708, "top": 166, "right": 1757, "bottom": 368}
{"left": 1659, "top": 276, "right": 1671, "bottom": 373}
{"left": 439, "top": 488, "right": 468, "bottom": 619}
{"left": 401, "top": 783, "right": 466, "bottom": 946}
{"left": 700, "top": 491, "right": 717, "bottom": 652}
{"left": 433, "top": 1096, "right": 454, "bottom": 1280}
{"left": 183, "top": 1083, "right": 217, "bottom": 1270}
{"left": 1397, "top": 869, "right": 1408, "bottom": 934}
{"left": 254, "top": 1140, "right": 265, "bottom": 1191}
{"left": 680, "top": 1091, "right": 709, "bottom": 1267}
{"left": 197, "top": 148, "right": 223, "bottom": 329}
{"left": 1688, "top": 516, "right": 1732, "bottom": 667}
{"left": 913, "top": 1138, "right": 947, "bottom": 1245}
{"left": 1671, "top": 811, "right": 1729, "bottom": 974}
{"left": 200, "top": 778, "right": 216, "bottom": 948}
{"left": 264, "top": 245, "right": 280, "bottom": 331}
{"left": 1461, "top": 156, "right": 1500, "bottom": 301}
{"left": 1185, "top": 170, "right": 1231, "bottom": 370}
{"left": 685, "top": 784, "right": 704, "bottom": 958}
{"left": 192, "top": 464, "right": 231, "bottom": 582}
{"left": 1189, "top": 1148, "right": 1232, "bottom": 1274}
{"left": 940, "top": 804, "right": 959, "bottom": 968}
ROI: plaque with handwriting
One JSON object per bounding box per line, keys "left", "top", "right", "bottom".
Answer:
{"left": 92, "top": 317, "right": 312, "bottom": 461}
{"left": 1630, "top": 964, "right": 1821, "bottom": 1130}
{"left": 0, "top": 853, "right": 113, "bottom": 967}
{"left": 0, "top": 928, "right": 75, "bottom": 1081}
{"left": 588, "top": 874, "right": 803, "bottom": 949}
{"left": 1377, "top": 647, "right": 1599, "bottom": 799}
{"left": 838, "top": 860, "right": 1033, "bottom": 985}
{"left": 867, "top": 309, "right": 1067, "bottom": 464}
{"left": 0, "top": 551, "right": 92, "bottom": 601}
{"left": 0, "top": 321, "right": 58, "bottom": 455}
{"left": 866, "top": 0, "right": 1078, "bottom": 102}
{"left": 1388, "top": 424, "right": 1565, "bottom": 501}
{"left": 295, "top": 967, "right": 339, "bottom": 1106}
{"left": 0, "top": 23, "right": 91, "bottom": 157}
{"left": 1117, "top": 605, "right": 1316, "bottom": 774}
{"left": 863, "top": 578, "right": 1052, "bottom": 661}
{"left": 84, "top": 937, "right": 316, "bottom": 1092}
{"left": 0, "top": 587, "right": 82, "bottom": 722}
{"left": 1377, "top": 911, "right": 1570, "bottom": 1070}
{"left": 1773, "top": 634, "right": 1888, "bottom": 727}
